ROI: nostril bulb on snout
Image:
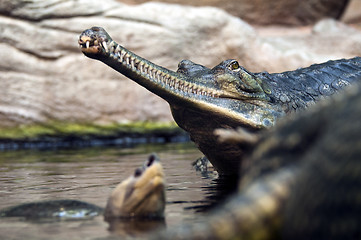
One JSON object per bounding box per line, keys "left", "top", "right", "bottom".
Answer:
{"left": 134, "top": 168, "right": 142, "bottom": 177}
{"left": 147, "top": 154, "right": 158, "bottom": 167}
{"left": 147, "top": 156, "right": 154, "bottom": 167}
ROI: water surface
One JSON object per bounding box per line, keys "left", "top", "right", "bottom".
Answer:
{"left": 0, "top": 142, "right": 235, "bottom": 239}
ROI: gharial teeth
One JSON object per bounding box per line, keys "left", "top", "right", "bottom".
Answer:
{"left": 138, "top": 63, "right": 144, "bottom": 72}
{"left": 120, "top": 51, "right": 126, "bottom": 62}
{"left": 130, "top": 57, "right": 135, "bottom": 69}
{"left": 108, "top": 41, "right": 115, "bottom": 49}
{"left": 114, "top": 45, "right": 120, "bottom": 54}
{"left": 102, "top": 41, "right": 108, "bottom": 52}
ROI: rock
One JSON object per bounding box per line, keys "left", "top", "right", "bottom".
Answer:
{"left": 123, "top": 0, "right": 349, "bottom": 26}
{"left": 0, "top": 0, "right": 361, "bottom": 129}
{"left": 341, "top": 0, "right": 361, "bottom": 24}
{"left": 254, "top": 19, "right": 361, "bottom": 72}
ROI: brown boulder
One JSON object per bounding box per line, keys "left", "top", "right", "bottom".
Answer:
{"left": 123, "top": 0, "right": 349, "bottom": 26}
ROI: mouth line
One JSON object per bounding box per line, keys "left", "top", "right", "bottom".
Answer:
{"left": 78, "top": 37, "right": 231, "bottom": 99}
{"left": 78, "top": 33, "right": 261, "bottom": 103}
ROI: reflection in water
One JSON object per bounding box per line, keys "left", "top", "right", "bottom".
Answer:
{"left": 0, "top": 143, "right": 238, "bottom": 239}
{"left": 107, "top": 218, "right": 166, "bottom": 237}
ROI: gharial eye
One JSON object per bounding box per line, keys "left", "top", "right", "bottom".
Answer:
{"left": 227, "top": 60, "right": 240, "bottom": 71}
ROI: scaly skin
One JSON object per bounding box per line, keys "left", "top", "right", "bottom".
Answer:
{"left": 153, "top": 81, "right": 361, "bottom": 240}
{"left": 78, "top": 27, "right": 361, "bottom": 175}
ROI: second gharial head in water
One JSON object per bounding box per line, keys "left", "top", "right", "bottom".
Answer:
{"left": 104, "top": 154, "right": 166, "bottom": 220}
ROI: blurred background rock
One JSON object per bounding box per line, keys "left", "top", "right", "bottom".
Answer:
{"left": 123, "top": 0, "right": 350, "bottom": 26}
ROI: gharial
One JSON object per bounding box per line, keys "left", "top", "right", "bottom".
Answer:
{"left": 78, "top": 26, "right": 361, "bottom": 176}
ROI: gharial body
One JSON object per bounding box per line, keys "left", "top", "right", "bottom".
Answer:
{"left": 151, "top": 78, "right": 361, "bottom": 240}
{"left": 79, "top": 26, "right": 361, "bottom": 176}
{"left": 0, "top": 154, "right": 165, "bottom": 221}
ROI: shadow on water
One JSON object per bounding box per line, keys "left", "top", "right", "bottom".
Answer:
{"left": 184, "top": 175, "right": 239, "bottom": 212}
{"left": 0, "top": 142, "right": 238, "bottom": 239}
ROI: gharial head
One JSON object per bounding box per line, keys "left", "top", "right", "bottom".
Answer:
{"left": 176, "top": 59, "right": 272, "bottom": 102}
{"left": 104, "top": 154, "right": 165, "bottom": 220}
{"left": 79, "top": 27, "right": 283, "bottom": 131}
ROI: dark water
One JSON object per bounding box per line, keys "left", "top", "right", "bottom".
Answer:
{"left": 0, "top": 142, "right": 237, "bottom": 239}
